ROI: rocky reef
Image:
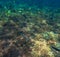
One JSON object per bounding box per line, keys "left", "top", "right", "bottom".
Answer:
{"left": 0, "top": 3, "right": 60, "bottom": 57}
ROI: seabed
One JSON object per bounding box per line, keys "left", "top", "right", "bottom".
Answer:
{"left": 0, "top": 3, "right": 60, "bottom": 57}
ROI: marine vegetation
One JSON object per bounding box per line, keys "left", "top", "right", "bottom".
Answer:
{"left": 0, "top": 1, "right": 60, "bottom": 57}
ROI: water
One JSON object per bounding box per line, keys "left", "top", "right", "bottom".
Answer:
{"left": 0, "top": 0, "right": 60, "bottom": 10}
{"left": 0, "top": 0, "right": 60, "bottom": 57}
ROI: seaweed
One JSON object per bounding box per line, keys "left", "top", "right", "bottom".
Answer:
{"left": 0, "top": 0, "right": 60, "bottom": 57}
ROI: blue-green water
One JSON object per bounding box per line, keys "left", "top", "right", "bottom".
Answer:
{"left": 0, "top": 0, "right": 60, "bottom": 10}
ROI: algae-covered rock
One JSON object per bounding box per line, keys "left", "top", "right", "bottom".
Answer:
{"left": 30, "top": 33, "right": 55, "bottom": 57}
{"left": 42, "top": 31, "right": 58, "bottom": 41}
{"left": 31, "top": 38, "right": 54, "bottom": 57}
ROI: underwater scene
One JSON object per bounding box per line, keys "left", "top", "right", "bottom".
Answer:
{"left": 0, "top": 0, "right": 60, "bottom": 57}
